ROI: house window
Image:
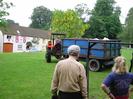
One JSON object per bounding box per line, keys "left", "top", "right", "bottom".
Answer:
{"left": 7, "top": 35, "right": 11, "bottom": 41}
{"left": 17, "top": 45, "right": 22, "bottom": 50}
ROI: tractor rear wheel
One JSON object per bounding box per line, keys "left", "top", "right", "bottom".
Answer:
{"left": 88, "top": 59, "right": 101, "bottom": 72}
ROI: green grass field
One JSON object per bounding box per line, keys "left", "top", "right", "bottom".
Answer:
{"left": 0, "top": 48, "right": 133, "bottom": 99}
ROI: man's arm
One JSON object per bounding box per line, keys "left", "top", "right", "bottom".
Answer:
{"left": 51, "top": 64, "right": 59, "bottom": 95}
{"left": 79, "top": 65, "right": 88, "bottom": 99}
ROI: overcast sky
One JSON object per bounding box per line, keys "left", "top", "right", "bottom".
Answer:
{"left": 5, "top": 0, "right": 133, "bottom": 27}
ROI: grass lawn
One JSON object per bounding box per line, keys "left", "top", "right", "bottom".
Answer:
{"left": 0, "top": 52, "right": 55, "bottom": 99}
{"left": 0, "top": 48, "right": 133, "bottom": 99}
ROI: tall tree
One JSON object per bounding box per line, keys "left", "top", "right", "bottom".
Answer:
{"left": 75, "top": 3, "right": 90, "bottom": 22}
{"left": 0, "top": 0, "right": 13, "bottom": 27}
{"left": 30, "top": 6, "right": 52, "bottom": 30}
{"left": 51, "top": 9, "right": 89, "bottom": 38}
{"left": 119, "top": 7, "right": 133, "bottom": 43}
{"left": 83, "top": 0, "right": 122, "bottom": 39}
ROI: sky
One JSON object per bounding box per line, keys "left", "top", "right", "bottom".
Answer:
{"left": 5, "top": 0, "right": 133, "bottom": 27}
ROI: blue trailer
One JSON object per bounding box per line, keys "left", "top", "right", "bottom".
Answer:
{"left": 62, "top": 38, "right": 121, "bottom": 71}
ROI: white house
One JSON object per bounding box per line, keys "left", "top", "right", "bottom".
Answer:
{"left": 0, "top": 24, "right": 51, "bottom": 53}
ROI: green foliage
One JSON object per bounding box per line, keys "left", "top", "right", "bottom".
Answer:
{"left": 83, "top": 0, "right": 122, "bottom": 39}
{"left": 94, "top": 0, "right": 114, "bottom": 16}
{"left": 51, "top": 9, "right": 89, "bottom": 38}
{"left": 0, "top": 0, "right": 13, "bottom": 27}
{"left": 30, "top": 6, "right": 52, "bottom": 30}
{"left": 119, "top": 7, "right": 133, "bottom": 42}
{"left": 0, "top": 19, "right": 7, "bottom": 27}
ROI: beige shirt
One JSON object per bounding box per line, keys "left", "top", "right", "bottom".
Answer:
{"left": 51, "top": 56, "right": 88, "bottom": 99}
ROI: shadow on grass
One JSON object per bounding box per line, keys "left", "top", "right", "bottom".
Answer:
{"left": 43, "top": 57, "right": 59, "bottom": 64}
{"left": 89, "top": 95, "right": 107, "bottom": 99}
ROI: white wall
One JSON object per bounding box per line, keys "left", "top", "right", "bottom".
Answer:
{"left": 30, "top": 38, "right": 48, "bottom": 52}
{"left": 3, "top": 35, "right": 14, "bottom": 43}
{"left": 0, "top": 31, "right": 3, "bottom": 52}
{"left": 13, "top": 36, "right": 33, "bottom": 52}
{"left": 42, "top": 39, "right": 49, "bottom": 51}
{"left": 3, "top": 34, "right": 49, "bottom": 52}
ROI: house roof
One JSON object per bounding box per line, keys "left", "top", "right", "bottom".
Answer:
{"left": 0, "top": 24, "right": 51, "bottom": 39}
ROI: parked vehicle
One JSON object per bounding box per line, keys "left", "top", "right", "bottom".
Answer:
{"left": 45, "top": 35, "right": 121, "bottom": 71}
{"left": 45, "top": 33, "right": 66, "bottom": 63}
{"left": 62, "top": 38, "right": 121, "bottom": 71}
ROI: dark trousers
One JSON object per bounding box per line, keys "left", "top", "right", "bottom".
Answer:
{"left": 58, "top": 91, "right": 82, "bottom": 99}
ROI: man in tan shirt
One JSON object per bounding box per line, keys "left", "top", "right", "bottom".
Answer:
{"left": 51, "top": 45, "right": 88, "bottom": 99}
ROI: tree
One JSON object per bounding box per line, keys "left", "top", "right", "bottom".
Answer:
{"left": 7, "top": 19, "right": 15, "bottom": 24}
{"left": 0, "top": 0, "right": 13, "bottom": 27}
{"left": 119, "top": 7, "right": 133, "bottom": 43}
{"left": 30, "top": 6, "right": 52, "bottom": 30}
{"left": 7, "top": 19, "right": 19, "bottom": 25}
{"left": 75, "top": 3, "right": 90, "bottom": 22}
{"left": 83, "top": 0, "right": 122, "bottom": 39}
{"left": 51, "top": 9, "right": 89, "bottom": 38}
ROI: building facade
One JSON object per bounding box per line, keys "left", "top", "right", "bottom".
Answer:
{"left": 0, "top": 24, "right": 50, "bottom": 53}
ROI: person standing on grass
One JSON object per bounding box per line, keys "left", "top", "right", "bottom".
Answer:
{"left": 101, "top": 56, "right": 133, "bottom": 99}
{"left": 51, "top": 45, "right": 88, "bottom": 99}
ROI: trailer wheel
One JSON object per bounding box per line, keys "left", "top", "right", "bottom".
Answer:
{"left": 45, "top": 50, "right": 51, "bottom": 63}
{"left": 89, "top": 59, "right": 101, "bottom": 72}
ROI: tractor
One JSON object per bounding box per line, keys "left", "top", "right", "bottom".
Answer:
{"left": 45, "top": 33, "right": 66, "bottom": 63}
{"left": 45, "top": 33, "right": 133, "bottom": 72}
